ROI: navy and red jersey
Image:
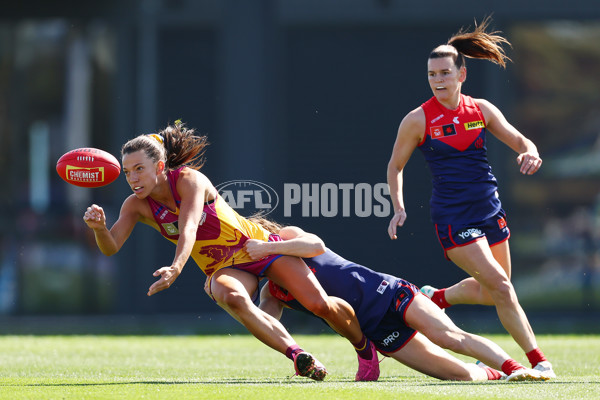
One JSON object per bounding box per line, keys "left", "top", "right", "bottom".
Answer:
{"left": 418, "top": 94, "right": 501, "bottom": 224}
{"left": 268, "top": 249, "right": 399, "bottom": 338}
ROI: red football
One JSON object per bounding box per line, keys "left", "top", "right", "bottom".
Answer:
{"left": 56, "top": 147, "right": 121, "bottom": 188}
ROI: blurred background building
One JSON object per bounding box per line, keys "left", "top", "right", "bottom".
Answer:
{"left": 1, "top": 0, "right": 599, "bottom": 334}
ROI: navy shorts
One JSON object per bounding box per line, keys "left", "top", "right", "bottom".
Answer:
{"left": 369, "top": 280, "right": 419, "bottom": 354}
{"left": 434, "top": 209, "right": 510, "bottom": 259}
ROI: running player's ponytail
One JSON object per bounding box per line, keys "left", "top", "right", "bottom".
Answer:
{"left": 430, "top": 16, "right": 512, "bottom": 69}
{"left": 121, "top": 120, "right": 209, "bottom": 171}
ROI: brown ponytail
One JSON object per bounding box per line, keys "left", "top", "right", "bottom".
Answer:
{"left": 247, "top": 214, "right": 284, "bottom": 234}
{"left": 122, "top": 120, "right": 209, "bottom": 171}
{"left": 430, "top": 16, "right": 512, "bottom": 69}
{"left": 159, "top": 120, "right": 209, "bottom": 171}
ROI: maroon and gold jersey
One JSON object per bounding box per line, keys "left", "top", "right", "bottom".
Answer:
{"left": 146, "top": 167, "right": 272, "bottom": 276}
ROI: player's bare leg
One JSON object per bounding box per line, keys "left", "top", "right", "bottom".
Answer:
{"left": 446, "top": 240, "right": 538, "bottom": 354}
{"left": 443, "top": 241, "right": 512, "bottom": 305}
{"left": 266, "top": 256, "right": 363, "bottom": 344}
{"left": 405, "top": 293, "right": 515, "bottom": 370}
{"left": 210, "top": 268, "right": 328, "bottom": 380}
{"left": 386, "top": 332, "right": 488, "bottom": 381}
{"left": 210, "top": 268, "right": 297, "bottom": 354}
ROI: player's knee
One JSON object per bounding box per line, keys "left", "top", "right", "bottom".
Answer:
{"left": 217, "top": 291, "right": 251, "bottom": 313}
{"left": 302, "top": 296, "right": 331, "bottom": 318}
{"left": 487, "top": 279, "right": 517, "bottom": 305}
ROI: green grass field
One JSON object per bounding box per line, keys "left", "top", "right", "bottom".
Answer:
{"left": 0, "top": 334, "right": 598, "bottom": 399}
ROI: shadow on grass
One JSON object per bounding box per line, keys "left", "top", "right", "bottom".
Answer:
{"left": 3, "top": 377, "right": 598, "bottom": 387}
{"left": 3, "top": 378, "right": 351, "bottom": 386}
{"left": 376, "top": 376, "right": 599, "bottom": 386}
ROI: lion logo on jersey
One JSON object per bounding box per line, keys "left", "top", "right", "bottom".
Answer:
{"left": 199, "top": 229, "right": 246, "bottom": 271}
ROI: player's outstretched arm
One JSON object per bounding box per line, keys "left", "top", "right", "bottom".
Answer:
{"left": 83, "top": 196, "right": 139, "bottom": 256}
{"left": 147, "top": 169, "right": 210, "bottom": 296}
{"left": 168, "top": 169, "right": 210, "bottom": 271}
{"left": 244, "top": 226, "right": 326, "bottom": 261}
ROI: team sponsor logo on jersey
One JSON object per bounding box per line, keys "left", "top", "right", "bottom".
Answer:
{"left": 383, "top": 331, "right": 400, "bottom": 346}
{"left": 198, "top": 211, "right": 206, "bottom": 226}
{"left": 162, "top": 222, "right": 179, "bottom": 236}
{"left": 376, "top": 280, "right": 390, "bottom": 294}
{"left": 457, "top": 228, "right": 483, "bottom": 240}
{"left": 430, "top": 114, "right": 444, "bottom": 124}
{"left": 453, "top": 116, "right": 459, "bottom": 124}
{"left": 464, "top": 120, "right": 485, "bottom": 130}
{"left": 431, "top": 124, "right": 457, "bottom": 139}
{"left": 159, "top": 209, "right": 169, "bottom": 220}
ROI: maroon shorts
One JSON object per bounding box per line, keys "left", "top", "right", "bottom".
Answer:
{"left": 207, "top": 234, "right": 283, "bottom": 302}
{"left": 229, "top": 234, "right": 284, "bottom": 276}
